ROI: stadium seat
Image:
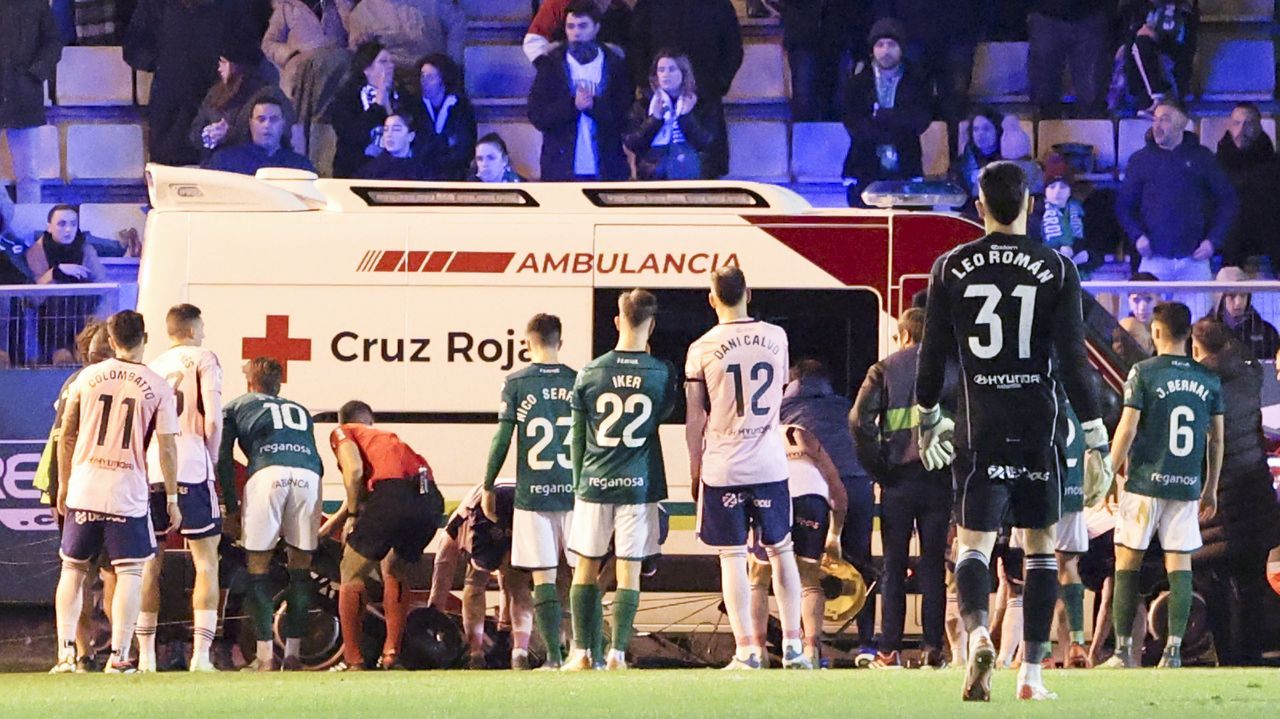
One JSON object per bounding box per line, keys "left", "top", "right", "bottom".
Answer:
{"left": 1037, "top": 119, "right": 1115, "bottom": 179}
{"left": 6, "top": 203, "right": 56, "bottom": 244}
{"left": 921, "top": 120, "right": 949, "bottom": 178}
{"left": 135, "top": 71, "right": 153, "bottom": 106}
{"left": 462, "top": 0, "right": 532, "bottom": 22}
{"left": 55, "top": 46, "right": 133, "bottom": 106}
{"left": 465, "top": 45, "right": 537, "bottom": 101}
{"left": 727, "top": 121, "right": 788, "bottom": 182}
{"left": 79, "top": 203, "right": 147, "bottom": 243}
{"left": 1195, "top": 37, "right": 1275, "bottom": 100}
{"left": 970, "top": 42, "right": 1030, "bottom": 103}
{"left": 0, "top": 124, "right": 61, "bottom": 182}
{"left": 65, "top": 124, "right": 145, "bottom": 182}
{"left": 477, "top": 122, "right": 542, "bottom": 180}
{"left": 726, "top": 42, "right": 788, "bottom": 102}
{"left": 1198, "top": 115, "right": 1278, "bottom": 150}
{"left": 790, "top": 122, "right": 848, "bottom": 183}
{"left": 1199, "top": 0, "right": 1273, "bottom": 23}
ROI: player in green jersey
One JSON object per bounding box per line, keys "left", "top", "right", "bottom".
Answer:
{"left": 217, "top": 357, "right": 325, "bottom": 671}
{"left": 1103, "top": 302, "right": 1224, "bottom": 669}
{"left": 564, "top": 290, "right": 677, "bottom": 671}
{"left": 1053, "top": 398, "right": 1090, "bottom": 668}
{"left": 481, "top": 313, "right": 577, "bottom": 668}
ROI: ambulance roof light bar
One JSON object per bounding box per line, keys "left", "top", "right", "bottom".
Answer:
{"left": 583, "top": 187, "right": 768, "bottom": 208}
{"left": 859, "top": 180, "right": 968, "bottom": 210}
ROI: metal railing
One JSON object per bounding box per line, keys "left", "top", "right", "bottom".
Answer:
{"left": 1084, "top": 279, "right": 1280, "bottom": 328}
{"left": 0, "top": 283, "right": 136, "bottom": 368}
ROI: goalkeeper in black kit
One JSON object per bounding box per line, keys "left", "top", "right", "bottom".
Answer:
{"left": 914, "top": 161, "right": 1112, "bottom": 702}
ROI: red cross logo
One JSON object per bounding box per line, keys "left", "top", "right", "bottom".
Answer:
{"left": 242, "top": 315, "right": 311, "bottom": 382}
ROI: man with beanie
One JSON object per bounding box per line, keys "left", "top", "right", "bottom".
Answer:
{"left": 1209, "top": 266, "right": 1280, "bottom": 360}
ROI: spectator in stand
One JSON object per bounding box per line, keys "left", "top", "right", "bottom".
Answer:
{"left": 1191, "top": 319, "right": 1280, "bottom": 665}
{"left": 262, "top": 0, "right": 353, "bottom": 101}
{"left": 25, "top": 206, "right": 106, "bottom": 365}
{"left": 1118, "top": 271, "right": 1158, "bottom": 356}
{"left": 0, "top": 0, "right": 61, "bottom": 205}
{"left": 330, "top": 42, "right": 402, "bottom": 178}
{"left": 356, "top": 113, "right": 429, "bottom": 179}
{"left": 522, "top": 0, "right": 631, "bottom": 63}
{"left": 1216, "top": 103, "right": 1280, "bottom": 276}
{"left": 951, "top": 107, "right": 1005, "bottom": 202}
{"left": 1208, "top": 267, "right": 1280, "bottom": 361}
{"left": 841, "top": 18, "right": 931, "bottom": 208}
{"left": 628, "top": 0, "right": 742, "bottom": 179}
{"left": 871, "top": 0, "right": 987, "bottom": 133}
{"left": 623, "top": 51, "right": 716, "bottom": 181}
{"left": 1032, "top": 160, "right": 1088, "bottom": 266}
{"left": 1027, "top": 0, "right": 1113, "bottom": 118}
{"left": 470, "top": 133, "right": 524, "bottom": 183}
{"left": 851, "top": 309, "right": 953, "bottom": 669}
{"left": 189, "top": 42, "right": 273, "bottom": 163}
{"left": 409, "top": 54, "right": 476, "bottom": 181}
{"left": 346, "top": 0, "right": 465, "bottom": 68}
{"left": 779, "top": 0, "right": 871, "bottom": 122}
{"left": 204, "top": 95, "right": 315, "bottom": 174}
{"left": 1113, "top": 1, "right": 1198, "bottom": 116}
{"left": 781, "top": 359, "right": 878, "bottom": 664}
{"left": 527, "top": 1, "right": 632, "bottom": 182}
{"left": 1117, "top": 100, "right": 1237, "bottom": 319}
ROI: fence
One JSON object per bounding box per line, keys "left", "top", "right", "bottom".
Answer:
{"left": 0, "top": 283, "right": 137, "bottom": 368}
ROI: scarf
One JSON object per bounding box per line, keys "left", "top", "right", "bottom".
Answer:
{"left": 1041, "top": 200, "right": 1085, "bottom": 248}
{"left": 41, "top": 233, "right": 86, "bottom": 267}
{"left": 423, "top": 94, "right": 459, "bottom": 135}
{"left": 648, "top": 91, "right": 691, "bottom": 148}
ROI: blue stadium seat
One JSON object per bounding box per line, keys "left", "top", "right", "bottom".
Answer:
{"left": 1196, "top": 37, "right": 1275, "bottom": 100}
{"left": 790, "top": 122, "right": 848, "bottom": 183}
{"left": 462, "top": 0, "right": 532, "bottom": 22}
{"left": 727, "top": 121, "right": 788, "bottom": 182}
{"left": 1037, "top": 119, "right": 1115, "bottom": 180}
{"left": 477, "top": 121, "right": 542, "bottom": 180}
{"left": 726, "top": 42, "right": 788, "bottom": 103}
{"left": 1200, "top": 0, "right": 1273, "bottom": 23}
{"left": 66, "top": 124, "right": 145, "bottom": 182}
{"left": 465, "top": 45, "right": 537, "bottom": 101}
{"left": 79, "top": 203, "right": 147, "bottom": 244}
{"left": 970, "top": 42, "right": 1030, "bottom": 103}
{"left": 6, "top": 203, "right": 56, "bottom": 244}
{"left": 55, "top": 47, "right": 133, "bottom": 106}
{"left": 0, "top": 125, "right": 61, "bottom": 183}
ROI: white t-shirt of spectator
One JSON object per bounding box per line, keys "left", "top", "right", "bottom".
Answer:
{"left": 566, "top": 50, "right": 604, "bottom": 178}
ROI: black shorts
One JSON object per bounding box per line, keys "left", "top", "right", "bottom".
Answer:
{"left": 347, "top": 479, "right": 443, "bottom": 563}
{"left": 952, "top": 446, "right": 1063, "bottom": 532}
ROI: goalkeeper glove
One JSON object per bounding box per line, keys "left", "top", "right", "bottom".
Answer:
{"left": 917, "top": 405, "right": 955, "bottom": 472}
{"left": 1081, "top": 418, "right": 1114, "bottom": 507}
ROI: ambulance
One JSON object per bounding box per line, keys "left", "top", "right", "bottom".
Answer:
{"left": 136, "top": 165, "right": 991, "bottom": 641}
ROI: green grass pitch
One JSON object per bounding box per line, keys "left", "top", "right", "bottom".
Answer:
{"left": 3, "top": 668, "right": 1277, "bottom": 718}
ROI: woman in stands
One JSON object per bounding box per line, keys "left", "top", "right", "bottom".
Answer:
{"left": 470, "top": 134, "right": 524, "bottom": 184}
{"left": 951, "top": 106, "right": 1005, "bottom": 202}
{"left": 189, "top": 41, "right": 274, "bottom": 163}
{"left": 409, "top": 54, "right": 477, "bottom": 181}
{"left": 623, "top": 51, "right": 715, "bottom": 180}
{"left": 331, "top": 41, "right": 403, "bottom": 177}
{"left": 357, "top": 114, "right": 430, "bottom": 180}
{"left": 24, "top": 206, "right": 105, "bottom": 365}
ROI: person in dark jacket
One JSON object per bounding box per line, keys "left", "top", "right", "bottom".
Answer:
{"left": 1215, "top": 103, "right": 1280, "bottom": 274}
{"left": 1117, "top": 101, "right": 1238, "bottom": 319}
{"left": 1, "top": 0, "right": 62, "bottom": 204}
{"left": 1208, "top": 266, "right": 1280, "bottom": 361}
{"left": 470, "top": 133, "right": 525, "bottom": 183}
{"left": 1027, "top": 0, "right": 1113, "bottom": 118}
{"left": 851, "top": 308, "right": 954, "bottom": 668}
{"left": 188, "top": 42, "right": 272, "bottom": 163}
{"left": 779, "top": 0, "right": 871, "bottom": 122}
{"left": 781, "top": 358, "right": 877, "bottom": 661}
{"left": 204, "top": 96, "right": 315, "bottom": 174}
{"left": 409, "top": 54, "right": 476, "bottom": 181}
{"left": 523, "top": 0, "right": 631, "bottom": 63}
{"left": 330, "top": 41, "right": 402, "bottom": 178}
{"left": 872, "top": 0, "right": 988, "bottom": 129}
{"left": 1115, "top": 0, "right": 1198, "bottom": 115}
{"left": 357, "top": 113, "right": 430, "bottom": 180}
{"left": 628, "top": 0, "right": 742, "bottom": 178}
{"left": 527, "top": 2, "right": 632, "bottom": 182}
{"left": 1190, "top": 319, "right": 1280, "bottom": 665}
{"left": 623, "top": 51, "right": 716, "bottom": 180}
{"left": 841, "top": 18, "right": 932, "bottom": 207}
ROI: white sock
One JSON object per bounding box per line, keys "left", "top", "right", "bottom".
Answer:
{"left": 746, "top": 644, "right": 763, "bottom": 661}
{"left": 111, "top": 565, "right": 145, "bottom": 663}
{"left": 606, "top": 648, "right": 625, "bottom": 663}
{"left": 256, "top": 640, "right": 274, "bottom": 665}
{"left": 766, "top": 542, "right": 803, "bottom": 642}
{"left": 136, "top": 611, "right": 159, "bottom": 667}
{"left": 192, "top": 609, "right": 217, "bottom": 664}
{"left": 284, "top": 638, "right": 301, "bottom": 659}
{"left": 1018, "top": 659, "right": 1043, "bottom": 686}
{"left": 55, "top": 561, "right": 88, "bottom": 660}
{"left": 998, "top": 597, "right": 1024, "bottom": 666}
{"left": 718, "top": 551, "right": 755, "bottom": 655}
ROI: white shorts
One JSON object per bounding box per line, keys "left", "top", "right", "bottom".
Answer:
{"left": 1114, "top": 491, "right": 1202, "bottom": 553}
{"left": 1056, "top": 510, "right": 1089, "bottom": 554}
{"left": 568, "top": 499, "right": 659, "bottom": 562}
{"left": 511, "top": 508, "right": 575, "bottom": 570}
{"left": 242, "top": 465, "right": 322, "bottom": 552}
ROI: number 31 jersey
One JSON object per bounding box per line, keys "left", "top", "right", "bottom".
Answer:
{"left": 916, "top": 232, "right": 1100, "bottom": 456}
{"left": 146, "top": 345, "right": 222, "bottom": 485}
{"left": 686, "top": 319, "right": 790, "bottom": 487}
{"left": 65, "top": 358, "right": 180, "bottom": 517}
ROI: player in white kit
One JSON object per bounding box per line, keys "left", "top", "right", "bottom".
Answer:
{"left": 52, "top": 311, "right": 181, "bottom": 674}
{"left": 141, "top": 304, "right": 223, "bottom": 672}
{"left": 686, "top": 267, "right": 809, "bottom": 669}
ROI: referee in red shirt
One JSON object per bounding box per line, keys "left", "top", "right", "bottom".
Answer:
{"left": 322, "top": 400, "right": 443, "bottom": 671}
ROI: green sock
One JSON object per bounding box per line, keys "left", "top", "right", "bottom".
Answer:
{"left": 569, "top": 584, "right": 600, "bottom": 652}
{"left": 1112, "top": 570, "right": 1140, "bottom": 649}
{"left": 533, "top": 583, "right": 563, "bottom": 663}
{"left": 246, "top": 573, "right": 274, "bottom": 641}
{"left": 592, "top": 592, "right": 605, "bottom": 662}
{"left": 1167, "top": 570, "right": 1193, "bottom": 641}
{"left": 283, "top": 569, "right": 314, "bottom": 639}
{"left": 1062, "top": 582, "right": 1086, "bottom": 644}
{"left": 611, "top": 589, "right": 641, "bottom": 653}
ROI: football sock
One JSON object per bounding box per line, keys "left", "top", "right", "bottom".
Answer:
{"left": 382, "top": 573, "right": 406, "bottom": 656}
{"left": 245, "top": 573, "right": 274, "bottom": 642}
{"left": 998, "top": 595, "right": 1023, "bottom": 666}
{"left": 1017, "top": 659, "right": 1043, "bottom": 688}
{"left": 1111, "top": 570, "right": 1140, "bottom": 651}
{"left": 256, "top": 641, "right": 274, "bottom": 665}
{"left": 338, "top": 583, "right": 365, "bottom": 666}
{"left": 55, "top": 561, "right": 88, "bottom": 657}
{"left": 717, "top": 550, "right": 755, "bottom": 655}
{"left": 284, "top": 638, "right": 301, "bottom": 659}
{"left": 1022, "top": 554, "right": 1058, "bottom": 665}
{"left": 592, "top": 593, "right": 605, "bottom": 663}
{"left": 192, "top": 609, "right": 217, "bottom": 664}
{"left": 955, "top": 551, "right": 991, "bottom": 633}
{"left": 765, "top": 541, "right": 803, "bottom": 641}
{"left": 1167, "top": 570, "right": 1193, "bottom": 642}
{"left": 283, "top": 569, "right": 314, "bottom": 640}
{"left": 111, "top": 563, "right": 145, "bottom": 663}
{"left": 569, "top": 583, "right": 600, "bottom": 652}
{"left": 135, "top": 611, "right": 158, "bottom": 667}
{"left": 1061, "top": 582, "right": 1086, "bottom": 644}
{"left": 610, "top": 588, "right": 640, "bottom": 652}
{"left": 533, "top": 583, "right": 563, "bottom": 663}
